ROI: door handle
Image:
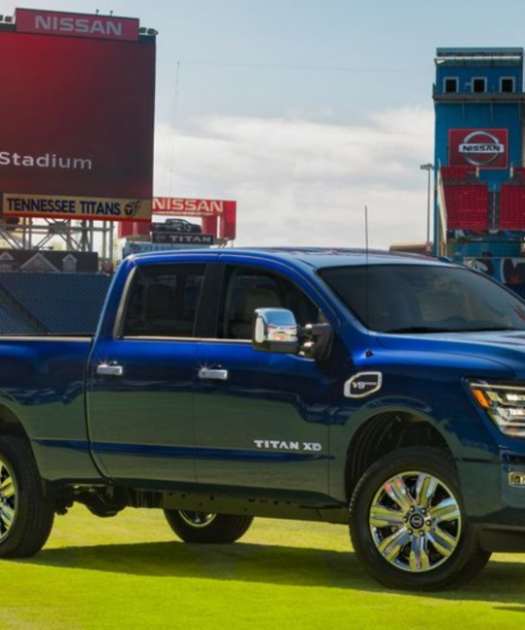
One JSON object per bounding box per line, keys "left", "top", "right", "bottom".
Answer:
{"left": 96, "top": 363, "right": 124, "bottom": 377}
{"left": 198, "top": 367, "right": 229, "bottom": 381}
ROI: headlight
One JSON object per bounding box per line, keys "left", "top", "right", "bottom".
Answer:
{"left": 468, "top": 380, "right": 525, "bottom": 438}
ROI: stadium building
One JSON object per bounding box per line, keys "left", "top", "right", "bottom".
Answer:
{"left": 0, "top": 8, "right": 156, "bottom": 333}
{"left": 433, "top": 47, "right": 525, "bottom": 295}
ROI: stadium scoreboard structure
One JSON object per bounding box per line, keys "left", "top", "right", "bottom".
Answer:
{"left": 0, "top": 8, "right": 156, "bottom": 222}
{"left": 0, "top": 8, "right": 156, "bottom": 261}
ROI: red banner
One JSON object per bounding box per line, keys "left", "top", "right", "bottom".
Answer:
{"left": 119, "top": 198, "right": 237, "bottom": 239}
{"left": 0, "top": 21, "right": 155, "bottom": 216}
{"left": 449, "top": 128, "right": 508, "bottom": 169}
{"left": 153, "top": 197, "right": 236, "bottom": 217}
{"left": 15, "top": 9, "right": 139, "bottom": 42}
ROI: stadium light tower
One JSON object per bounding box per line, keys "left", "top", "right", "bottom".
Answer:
{"left": 420, "top": 163, "right": 433, "bottom": 253}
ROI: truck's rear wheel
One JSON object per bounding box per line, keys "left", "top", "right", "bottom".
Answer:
{"left": 349, "top": 447, "right": 490, "bottom": 591}
{"left": 0, "top": 436, "right": 55, "bottom": 558}
{"left": 164, "top": 510, "right": 253, "bottom": 543}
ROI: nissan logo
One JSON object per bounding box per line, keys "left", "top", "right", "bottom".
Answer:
{"left": 409, "top": 513, "right": 425, "bottom": 529}
{"left": 458, "top": 130, "right": 505, "bottom": 167}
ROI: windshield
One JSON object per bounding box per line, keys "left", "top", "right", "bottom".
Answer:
{"left": 319, "top": 263, "right": 525, "bottom": 333}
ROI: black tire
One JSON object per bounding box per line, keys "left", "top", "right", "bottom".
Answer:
{"left": 164, "top": 510, "right": 253, "bottom": 543}
{"left": 349, "top": 447, "right": 491, "bottom": 591}
{"left": 0, "top": 436, "right": 55, "bottom": 558}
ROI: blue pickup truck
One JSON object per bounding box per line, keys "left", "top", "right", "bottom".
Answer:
{"left": 1, "top": 247, "right": 525, "bottom": 591}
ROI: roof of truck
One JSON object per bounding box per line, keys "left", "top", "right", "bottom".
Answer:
{"left": 126, "top": 246, "right": 454, "bottom": 270}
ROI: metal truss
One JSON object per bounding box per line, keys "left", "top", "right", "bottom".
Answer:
{"left": 0, "top": 218, "right": 114, "bottom": 263}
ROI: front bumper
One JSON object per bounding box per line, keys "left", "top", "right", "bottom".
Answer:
{"left": 459, "top": 457, "right": 525, "bottom": 552}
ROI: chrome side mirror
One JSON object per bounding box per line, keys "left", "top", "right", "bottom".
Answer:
{"left": 252, "top": 308, "right": 299, "bottom": 354}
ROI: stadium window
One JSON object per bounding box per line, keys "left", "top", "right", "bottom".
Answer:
{"left": 500, "top": 77, "right": 515, "bottom": 93}
{"left": 444, "top": 77, "right": 458, "bottom": 93}
{"left": 472, "top": 78, "right": 487, "bottom": 93}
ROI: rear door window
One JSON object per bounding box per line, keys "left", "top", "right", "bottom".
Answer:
{"left": 122, "top": 263, "right": 206, "bottom": 337}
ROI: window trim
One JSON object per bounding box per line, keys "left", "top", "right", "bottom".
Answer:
{"left": 471, "top": 77, "right": 487, "bottom": 93}
{"left": 500, "top": 76, "right": 515, "bottom": 93}
{"left": 114, "top": 265, "right": 138, "bottom": 339}
{"left": 194, "top": 263, "right": 223, "bottom": 338}
{"left": 443, "top": 77, "right": 459, "bottom": 94}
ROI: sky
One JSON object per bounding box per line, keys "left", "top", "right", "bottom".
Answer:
{"left": 4, "top": 0, "right": 525, "bottom": 250}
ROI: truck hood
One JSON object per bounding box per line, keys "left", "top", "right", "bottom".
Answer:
{"left": 376, "top": 329, "right": 525, "bottom": 377}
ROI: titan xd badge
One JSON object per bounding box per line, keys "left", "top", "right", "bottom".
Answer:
{"left": 344, "top": 372, "right": 383, "bottom": 398}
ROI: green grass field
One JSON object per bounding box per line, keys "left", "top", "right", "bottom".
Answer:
{"left": 1, "top": 505, "right": 525, "bottom": 630}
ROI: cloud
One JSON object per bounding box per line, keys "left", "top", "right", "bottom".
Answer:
{"left": 154, "top": 106, "right": 434, "bottom": 249}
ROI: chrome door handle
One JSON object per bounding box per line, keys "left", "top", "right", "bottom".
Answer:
{"left": 96, "top": 363, "right": 124, "bottom": 377}
{"left": 198, "top": 367, "right": 229, "bottom": 381}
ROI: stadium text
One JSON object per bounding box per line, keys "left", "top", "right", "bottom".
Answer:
{"left": 0, "top": 152, "right": 93, "bottom": 170}
{"left": 459, "top": 143, "right": 504, "bottom": 154}
{"left": 153, "top": 197, "right": 225, "bottom": 215}
{"left": 3, "top": 194, "right": 152, "bottom": 222}
{"left": 34, "top": 16, "right": 123, "bottom": 37}
{"left": 5, "top": 198, "right": 125, "bottom": 215}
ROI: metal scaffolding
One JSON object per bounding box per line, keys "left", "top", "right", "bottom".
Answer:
{"left": 0, "top": 218, "right": 114, "bottom": 263}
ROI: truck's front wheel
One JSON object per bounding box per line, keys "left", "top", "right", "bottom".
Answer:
{"left": 164, "top": 510, "right": 253, "bottom": 543}
{"left": 0, "top": 436, "right": 55, "bottom": 558}
{"left": 349, "top": 447, "right": 490, "bottom": 591}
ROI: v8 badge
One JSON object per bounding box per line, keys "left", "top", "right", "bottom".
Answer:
{"left": 344, "top": 372, "right": 383, "bottom": 398}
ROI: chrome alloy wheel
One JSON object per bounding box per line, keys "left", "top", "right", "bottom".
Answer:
{"left": 178, "top": 511, "right": 217, "bottom": 528}
{"left": 369, "top": 471, "right": 462, "bottom": 573}
{"left": 0, "top": 456, "right": 16, "bottom": 542}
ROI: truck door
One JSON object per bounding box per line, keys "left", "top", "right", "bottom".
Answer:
{"left": 193, "top": 264, "right": 332, "bottom": 497}
{"left": 86, "top": 262, "right": 207, "bottom": 484}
